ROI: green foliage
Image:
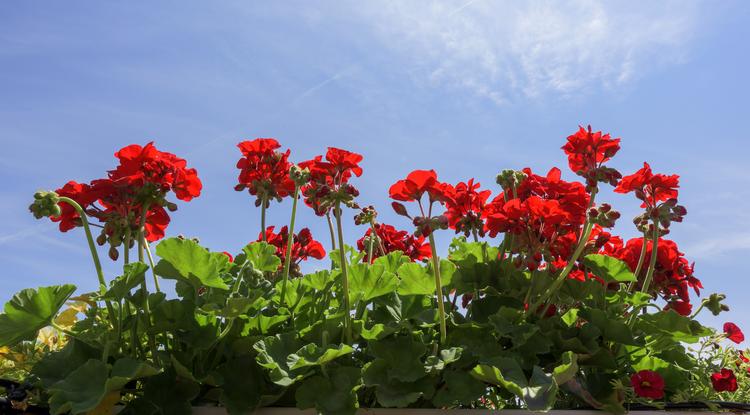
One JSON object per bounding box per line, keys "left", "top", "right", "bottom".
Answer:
{"left": 1, "top": 235, "right": 737, "bottom": 414}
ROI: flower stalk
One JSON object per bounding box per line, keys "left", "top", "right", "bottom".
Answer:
{"left": 428, "top": 233, "right": 447, "bottom": 344}
{"left": 334, "top": 203, "right": 352, "bottom": 344}
{"left": 280, "top": 185, "right": 300, "bottom": 305}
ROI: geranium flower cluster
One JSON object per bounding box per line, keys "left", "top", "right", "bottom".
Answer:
{"left": 32, "top": 142, "right": 202, "bottom": 259}
{"left": 259, "top": 226, "right": 326, "bottom": 276}
{"left": 356, "top": 223, "right": 431, "bottom": 262}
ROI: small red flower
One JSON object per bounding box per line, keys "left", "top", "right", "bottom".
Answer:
{"left": 631, "top": 370, "right": 665, "bottom": 399}
{"left": 711, "top": 369, "right": 738, "bottom": 392}
{"left": 614, "top": 162, "right": 679, "bottom": 208}
{"left": 444, "top": 179, "right": 491, "bottom": 238}
{"left": 389, "top": 170, "right": 440, "bottom": 202}
{"left": 299, "top": 148, "right": 363, "bottom": 216}
{"left": 562, "top": 125, "right": 621, "bottom": 187}
{"left": 50, "top": 181, "right": 98, "bottom": 232}
{"left": 664, "top": 300, "right": 692, "bottom": 317}
{"left": 235, "top": 138, "right": 295, "bottom": 205}
{"left": 259, "top": 226, "right": 326, "bottom": 270}
{"left": 356, "top": 223, "right": 431, "bottom": 262}
{"left": 724, "top": 322, "right": 745, "bottom": 344}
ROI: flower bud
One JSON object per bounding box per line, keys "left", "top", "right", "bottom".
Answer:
{"left": 392, "top": 202, "right": 410, "bottom": 218}
{"left": 108, "top": 246, "right": 119, "bottom": 261}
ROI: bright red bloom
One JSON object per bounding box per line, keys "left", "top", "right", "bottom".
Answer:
{"left": 141, "top": 205, "right": 171, "bottom": 242}
{"left": 562, "top": 126, "right": 621, "bottom": 185}
{"left": 664, "top": 300, "right": 692, "bottom": 317}
{"left": 389, "top": 170, "right": 443, "bottom": 202}
{"left": 711, "top": 369, "right": 738, "bottom": 392}
{"left": 50, "top": 181, "right": 98, "bottom": 232}
{"left": 609, "top": 237, "right": 701, "bottom": 308}
{"left": 235, "top": 138, "right": 295, "bottom": 204}
{"left": 631, "top": 370, "right": 665, "bottom": 399}
{"left": 614, "top": 162, "right": 679, "bottom": 208}
{"left": 259, "top": 226, "right": 326, "bottom": 270}
{"left": 111, "top": 142, "right": 202, "bottom": 201}
{"left": 444, "top": 179, "right": 491, "bottom": 238}
{"left": 299, "top": 148, "right": 363, "bottom": 216}
{"left": 356, "top": 223, "right": 431, "bottom": 262}
{"left": 323, "top": 147, "right": 363, "bottom": 178}
{"left": 724, "top": 322, "right": 745, "bottom": 344}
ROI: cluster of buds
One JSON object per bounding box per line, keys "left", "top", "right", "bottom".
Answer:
{"left": 412, "top": 215, "right": 448, "bottom": 237}
{"left": 302, "top": 182, "right": 360, "bottom": 214}
{"left": 289, "top": 165, "right": 310, "bottom": 188}
{"left": 588, "top": 203, "right": 621, "bottom": 228}
{"left": 514, "top": 251, "right": 544, "bottom": 272}
{"left": 579, "top": 165, "right": 621, "bottom": 190}
{"left": 496, "top": 169, "right": 527, "bottom": 193}
{"left": 354, "top": 205, "right": 377, "bottom": 226}
{"left": 703, "top": 293, "right": 730, "bottom": 316}
{"left": 633, "top": 198, "right": 687, "bottom": 234}
{"left": 29, "top": 190, "right": 62, "bottom": 219}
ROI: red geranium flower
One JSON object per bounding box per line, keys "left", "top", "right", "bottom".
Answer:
{"left": 724, "top": 322, "right": 745, "bottom": 344}
{"left": 444, "top": 179, "right": 491, "bottom": 238}
{"left": 561, "top": 126, "right": 621, "bottom": 187}
{"left": 259, "top": 226, "right": 326, "bottom": 271}
{"left": 389, "top": 170, "right": 443, "bottom": 202}
{"left": 50, "top": 181, "right": 98, "bottom": 232}
{"left": 299, "top": 148, "right": 363, "bottom": 216}
{"left": 235, "top": 138, "right": 295, "bottom": 205}
{"left": 711, "top": 369, "right": 738, "bottom": 392}
{"left": 631, "top": 370, "right": 665, "bottom": 399}
{"left": 664, "top": 300, "right": 692, "bottom": 317}
{"left": 356, "top": 223, "right": 431, "bottom": 262}
{"left": 614, "top": 162, "right": 679, "bottom": 208}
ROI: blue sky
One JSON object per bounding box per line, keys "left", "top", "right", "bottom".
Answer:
{"left": 1, "top": 1, "right": 749, "bottom": 333}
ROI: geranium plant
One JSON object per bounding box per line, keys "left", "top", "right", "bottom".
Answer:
{"left": 0, "top": 130, "right": 747, "bottom": 414}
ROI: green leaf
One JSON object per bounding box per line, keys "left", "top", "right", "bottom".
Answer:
{"left": 48, "top": 358, "right": 159, "bottom": 415}
{"left": 0, "top": 284, "right": 76, "bottom": 347}
{"left": 373, "top": 251, "right": 410, "bottom": 273}
{"left": 370, "top": 335, "right": 427, "bottom": 382}
{"left": 396, "top": 262, "right": 434, "bottom": 296}
{"left": 154, "top": 238, "right": 229, "bottom": 290}
{"left": 362, "top": 360, "right": 435, "bottom": 408}
{"left": 138, "top": 370, "right": 200, "bottom": 415}
{"left": 581, "top": 254, "right": 636, "bottom": 283}
{"left": 553, "top": 351, "right": 579, "bottom": 385}
{"left": 102, "top": 263, "right": 148, "bottom": 301}
{"left": 353, "top": 321, "right": 397, "bottom": 341}
{"left": 636, "top": 309, "right": 712, "bottom": 343}
{"left": 580, "top": 308, "right": 639, "bottom": 345}
{"left": 242, "top": 242, "right": 281, "bottom": 272}
{"left": 296, "top": 366, "right": 362, "bottom": 415}
{"left": 425, "top": 347, "right": 463, "bottom": 374}
{"left": 288, "top": 343, "right": 354, "bottom": 370}
{"left": 432, "top": 370, "right": 486, "bottom": 408}
{"left": 348, "top": 263, "right": 398, "bottom": 303}
{"left": 32, "top": 339, "right": 100, "bottom": 388}
{"left": 431, "top": 259, "right": 456, "bottom": 287}
{"left": 217, "top": 356, "right": 265, "bottom": 414}
{"left": 253, "top": 333, "right": 308, "bottom": 386}
{"left": 471, "top": 358, "right": 558, "bottom": 411}
{"left": 300, "top": 270, "right": 333, "bottom": 291}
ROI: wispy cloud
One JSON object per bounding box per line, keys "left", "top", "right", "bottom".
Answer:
{"left": 685, "top": 233, "right": 750, "bottom": 260}
{"left": 354, "top": 0, "right": 706, "bottom": 103}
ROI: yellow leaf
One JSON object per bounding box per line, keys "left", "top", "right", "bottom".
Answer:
{"left": 87, "top": 391, "right": 120, "bottom": 415}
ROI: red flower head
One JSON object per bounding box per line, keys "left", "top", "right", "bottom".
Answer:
{"left": 664, "top": 300, "right": 692, "bottom": 317}
{"left": 299, "top": 148, "right": 363, "bottom": 216}
{"left": 356, "top": 223, "right": 432, "bottom": 262}
{"left": 711, "top": 369, "right": 738, "bottom": 393}
{"left": 444, "top": 179, "right": 492, "bottom": 238}
{"left": 389, "top": 170, "right": 453, "bottom": 236}
{"left": 631, "top": 370, "right": 665, "bottom": 399}
{"left": 259, "top": 226, "right": 326, "bottom": 272}
{"left": 49, "top": 181, "right": 99, "bottom": 232}
{"left": 110, "top": 142, "right": 202, "bottom": 201}
{"left": 614, "top": 162, "right": 679, "bottom": 208}
{"left": 562, "top": 125, "right": 622, "bottom": 187}
{"left": 235, "top": 138, "right": 295, "bottom": 205}
{"left": 724, "top": 322, "right": 745, "bottom": 344}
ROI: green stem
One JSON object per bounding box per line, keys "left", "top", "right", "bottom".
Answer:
{"left": 57, "top": 197, "right": 117, "bottom": 330}
{"left": 428, "top": 233, "right": 447, "bottom": 344}
{"left": 326, "top": 212, "right": 337, "bottom": 251}
{"left": 367, "top": 221, "right": 378, "bottom": 264}
{"left": 627, "top": 231, "right": 649, "bottom": 292}
{"left": 530, "top": 188, "right": 598, "bottom": 314}
{"left": 334, "top": 203, "right": 352, "bottom": 344}
{"left": 639, "top": 224, "right": 660, "bottom": 295}
{"left": 280, "top": 186, "right": 300, "bottom": 305}
{"left": 143, "top": 237, "right": 161, "bottom": 293}
{"left": 124, "top": 228, "right": 131, "bottom": 265}
{"left": 137, "top": 203, "right": 160, "bottom": 365}
{"left": 260, "top": 195, "right": 268, "bottom": 241}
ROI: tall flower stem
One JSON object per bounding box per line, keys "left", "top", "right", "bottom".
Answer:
{"left": 326, "top": 212, "right": 337, "bottom": 251}
{"left": 530, "top": 188, "right": 598, "bottom": 314}
{"left": 627, "top": 231, "right": 649, "bottom": 292}
{"left": 334, "top": 203, "right": 352, "bottom": 344}
{"left": 366, "top": 221, "right": 378, "bottom": 264}
{"left": 143, "top": 237, "right": 161, "bottom": 292}
{"left": 260, "top": 195, "right": 268, "bottom": 241}
{"left": 137, "top": 203, "right": 160, "bottom": 365}
{"left": 57, "top": 197, "right": 117, "bottom": 329}
{"left": 428, "top": 232, "right": 447, "bottom": 344}
{"left": 638, "top": 224, "right": 660, "bottom": 295}
{"left": 280, "top": 186, "right": 300, "bottom": 306}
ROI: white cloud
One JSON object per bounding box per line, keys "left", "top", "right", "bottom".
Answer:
{"left": 355, "top": 0, "right": 704, "bottom": 102}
